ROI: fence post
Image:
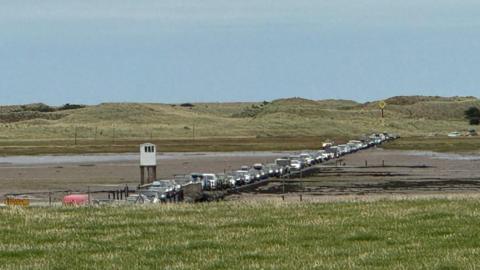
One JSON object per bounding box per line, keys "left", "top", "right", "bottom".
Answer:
{"left": 87, "top": 186, "right": 91, "bottom": 205}
{"left": 74, "top": 126, "right": 78, "bottom": 145}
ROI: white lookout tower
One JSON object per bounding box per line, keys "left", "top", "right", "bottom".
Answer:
{"left": 140, "top": 143, "right": 157, "bottom": 185}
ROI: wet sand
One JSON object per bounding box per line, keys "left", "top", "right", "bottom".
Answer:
{"left": 253, "top": 148, "right": 480, "bottom": 198}
{"left": 0, "top": 151, "right": 288, "bottom": 197}
{"left": 1, "top": 148, "right": 480, "bottom": 200}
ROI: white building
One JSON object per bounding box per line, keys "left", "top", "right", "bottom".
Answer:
{"left": 140, "top": 143, "right": 157, "bottom": 185}
{"left": 140, "top": 143, "right": 157, "bottom": 166}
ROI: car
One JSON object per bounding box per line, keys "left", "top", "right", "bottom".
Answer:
{"left": 264, "top": 163, "right": 281, "bottom": 177}
{"left": 322, "top": 142, "right": 334, "bottom": 148}
{"left": 238, "top": 166, "right": 259, "bottom": 182}
{"left": 216, "top": 173, "right": 236, "bottom": 189}
{"left": 448, "top": 131, "right": 461, "bottom": 137}
{"left": 369, "top": 133, "right": 385, "bottom": 144}
{"left": 139, "top": 180, "right": 180, "bottom": 202}
{"left": 187, "top": 173, "right": 218, "bottom": 190}
{"left": 337, "top": 144, "right": 351, "bottom": 155}
{"left": 232, "top": 171, "right": 247, "bottom": 186}
{"left": 346, "top": 143, "right": 358, "bottom": 152}
{"left": 189, "top": 173, "right": 207, "bottom": 189}
{"left": 236, "top": 170, "right": 253, "bottom": 184}
{"left": 249, "top": 168, "right": 262, "bottom": 181}
{"left": 317, "top": 150, "right": 330, "bottom": 161}
{"left": 300, "top": 153, "right": 315, "bottom": 166}
{"left": 202, "top": 173, "right": 220, "bottom": 190}
{"left": 253, "top": 163, "right": 263, "bottom": 170}
{"left": 289, "top": 155, "right": 306, "bottom": 168}
{"left": 311, "top": 152, "right": 325, "bottom": 163}
{"left": 325, "top": 146, "right": 339, "bottom": 158}
{"left": 348, "top": 140, "right": 364, "bottom": 151}
{"left": 224, "top": 174, "right": 238, "bottom": 187}
{"left": 253, "top": 164, "right": 268, "bottom": 180}
{"left": 290, "top": 160, "right": 302, "bottom": 171}
{"left": 275, "top": 158, "right": 291, "bottom": 173}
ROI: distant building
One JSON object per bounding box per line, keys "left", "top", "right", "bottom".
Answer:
{"left": 140, "top": 143, "right": 157, "bottom": 185}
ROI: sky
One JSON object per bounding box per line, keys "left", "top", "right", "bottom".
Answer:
{"left": 1, "top": 0, "right": 480, "bottom": 105}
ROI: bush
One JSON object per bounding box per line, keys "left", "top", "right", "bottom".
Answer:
{"left": 21, "top": 103, "right": 55, "bottom": 112}
{"left": 470, "top": 118, "right": 480, "bottom": 125}
{"left": 58, "top": 103, "right": 86, "bottom": 111}
{"left": 465, "top": 107, "right": 480, "bottom": 125}
{"left": 465, "top": 107, "right": 480, "bottom": 118}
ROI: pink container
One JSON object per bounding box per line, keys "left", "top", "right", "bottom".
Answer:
{"left": 63, "top": 194, "right": 89, "bottom": 205}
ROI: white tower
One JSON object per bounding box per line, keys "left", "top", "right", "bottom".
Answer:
{"left": 140, "top": 143, "right": 157, "bottom": 185}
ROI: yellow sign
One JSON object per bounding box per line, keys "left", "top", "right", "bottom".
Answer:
{"left": 379, "top": 101, "right": 386, "bottom": 109}
{"left": 4, "top": 197, "right": 30, "bottom": 207}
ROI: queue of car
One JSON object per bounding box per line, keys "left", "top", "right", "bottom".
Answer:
{"left": 133, "top": 132, "right": 398, "bottom": 203}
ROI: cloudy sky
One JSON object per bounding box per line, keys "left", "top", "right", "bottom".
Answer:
{"left": 1, "top": 0, "right": 480, "bottom": 105}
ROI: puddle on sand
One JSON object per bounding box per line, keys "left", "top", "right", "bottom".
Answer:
{"left": 0, "top": 151, "right": 291, "bottom": 166}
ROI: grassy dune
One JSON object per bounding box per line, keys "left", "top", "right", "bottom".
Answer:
{"left": 0, "top": 96, "right": 478, "bottom": 154}
{"left": 1, "top": 199, "right": 480, "bottom": 269}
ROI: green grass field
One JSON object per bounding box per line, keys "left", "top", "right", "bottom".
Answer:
{"left": 1, "top": 199, "right": 480, "bottom": 269}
